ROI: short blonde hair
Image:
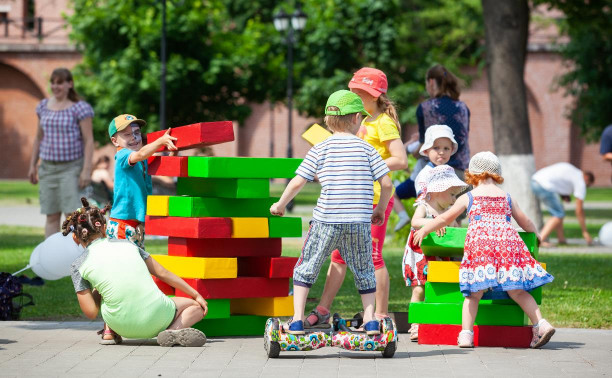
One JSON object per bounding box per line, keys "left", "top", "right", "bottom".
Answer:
{"left": 324, "top": 109, "right": 357, "bottom": 132}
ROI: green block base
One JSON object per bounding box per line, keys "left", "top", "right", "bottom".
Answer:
{"left": 421, "top": 227, "right": 539, "bottom": 259}
{"left": 168, "top": 196, "right": 278, "bottom": 217}
{"left": 424, "top": 282, "right": 542, "bottom": 305}
{"left": 268, "top": 217, "right": 302, "bottom": 237}
{"left": 192, "top": 315, "right": 268, "bottom": 337}
{"left": 188, "top": 157, "right": 302, "bottom": 179}
{"left": 202, "top": 299, "right": 231, "bottom": 319}
{"left": 176, "top": 177, "right": 270, "bottom": 198}
{"left": 409, "top": 302, "right": 529, "bottom": 326}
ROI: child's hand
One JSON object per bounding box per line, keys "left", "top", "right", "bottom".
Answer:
{"left": 194, "top": 294, "right": 208, "bottom": 317}
{"left": 270, "top": 202, "right": 285, "bottom": 217}
{"left": 435, "top": 226, "right": 447, "bottom": 237}
{"left": 371, "top": 205, "right": 385, "bottom": 225}
{"left": 158, "top": 128, "right": 178, "bottom": 151}
{"left": 412, "top": 228, "right": 427, "bottom": 246}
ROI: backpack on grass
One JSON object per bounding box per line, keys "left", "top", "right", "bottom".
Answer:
{"left": 0, "top": 272, "right": 34, "bottom": 320}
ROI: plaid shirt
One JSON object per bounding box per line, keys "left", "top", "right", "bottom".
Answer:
{"left": 36, "top": 99, "right": 94, "bottom": 162}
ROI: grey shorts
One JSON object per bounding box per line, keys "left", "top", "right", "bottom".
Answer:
{"left": 38, "top": 158, "right": 83, "bottom": 215}
{"left": 293, "top": 221, "right": 376, "bottom": 294}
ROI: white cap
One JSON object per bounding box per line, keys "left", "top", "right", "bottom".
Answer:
{"left": 425, "top": 165, "right": 468, "bottom": 194}
{"left": 419, "top": 125, "right": 459, "bottom": 157}
{"left": 468, "top": 151, "right": 502, "bottom": 176}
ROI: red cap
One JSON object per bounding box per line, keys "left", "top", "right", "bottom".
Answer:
{"left": 348, "top": 67, "right": 388, "bottom": 98}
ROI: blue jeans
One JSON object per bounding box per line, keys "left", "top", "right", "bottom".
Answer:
{"left": 531, "top": 179, "right": 565, "bottom": 218}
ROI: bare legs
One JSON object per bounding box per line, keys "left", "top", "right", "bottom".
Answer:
{"left": 462, "top": 289, "right": 542, "bottom": 331}
{"left": 410, "top": 285, "right": 424, "bottom": 303}
{"left": 168, "top": 297, "right": 205, "bottom": 329}
{"left": 293, "top": 283, "right": 376, "bottom": 324}
{"left": 45, "top": 213, "right": 62, "bottom": 238}
{"left": 374, "top": 266, "right": 390, "bottom": 316}
{"left": 540, "top": 216, "right": 563, "bottom": 245}
{"left": 462, "top": 290, "right": 483, "bottom": 331}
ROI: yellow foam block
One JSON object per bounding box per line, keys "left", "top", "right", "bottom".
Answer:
{"left": 302, "top": 123, "right": 332, "bottom": 146}
{"left": 147, "top": 195, "right": 170, "bottom": 216}
{"left": 428, "top": 261, "right": 547, "bottom": 283}
{"left": 152, "top": 255, "right": 237, "bottom": 279}
{"left": 231, "top": 217, "right": 269, "bottom": 238}
{"left": 230, "top": 296, "right": 294, "bottom": 317}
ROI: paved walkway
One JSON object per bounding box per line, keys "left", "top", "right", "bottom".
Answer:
{"left": 0, "top": 321, "right": 610, "bottom": 377}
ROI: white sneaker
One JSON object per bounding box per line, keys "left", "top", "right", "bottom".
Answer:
{"left": 394, "top": 213, "right": 411, "bottom": 232}
{"left": 457, "top": 330, "right": 474, "bottom": 348}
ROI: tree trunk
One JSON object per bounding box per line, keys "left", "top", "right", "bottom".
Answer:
{"left": 482, "top": 0, "right": 542, "bottom": 228}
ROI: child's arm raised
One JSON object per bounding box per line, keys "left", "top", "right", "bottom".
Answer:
{"left": 76, "top": 289, "right": 102, "bottom": 320}
{"left": 144, "top": 256, "right": 208, "bottom": 316}
{"left": 128, "top": 128, "right": 178, "bottom": 165}
{"left": 270, "top": 176, "right": 307, "bottom": 217}
{"left": 412, "top": 193, "right": 469, "bottom": 246}
{"left": 511, "top": 198, "right": 539, "bottom": 238}
{"left": 372, "top": 175, "right": 393, "bottom": 225}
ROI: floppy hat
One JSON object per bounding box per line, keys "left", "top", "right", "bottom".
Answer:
{"left": 469, "top": 151, "right": 502, "bottom": 176}
{"left": 348, "top": 67, "right": 388, "bottom": 98}
{"left": 419, "top": 125, "right": 458, "bottom": 156}
{"left": 108, "top": 114, "right": 147, "bottom": 137}
{"left": 425, "top": 165, "right": 468, "bottom": 194}
{"left": 325, "top": 90, "right": 372, "bottom": 117}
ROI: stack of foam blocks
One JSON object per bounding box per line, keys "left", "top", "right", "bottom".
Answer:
{"left": 144, "top": 122, "right": 303, "bottom": 336}
{"left": 410, "top": 228, "right": 545, "bottom": 347}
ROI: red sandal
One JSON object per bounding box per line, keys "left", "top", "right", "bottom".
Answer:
{"left": 97, "top": 328, "right": 122, "bottom": 345}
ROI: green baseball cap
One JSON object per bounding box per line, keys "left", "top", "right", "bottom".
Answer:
{"left": 108, "top": 114, "right": 147, "bottom": 137}
{"left": 325, "top": 90, "right": 371, "bottom": 117}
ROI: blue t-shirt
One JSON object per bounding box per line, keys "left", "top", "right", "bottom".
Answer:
{"left": 600, "top": 124, "right": 612, "bottom": 155}
{"left": 417, "top": 96, "right": 470, "bottom": 170}
{"left": 111, "top": 148, "right": 152, "bottom": 222}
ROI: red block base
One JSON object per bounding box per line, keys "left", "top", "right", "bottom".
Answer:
{"left": 177, "top": 277, "right": 290, "bottom": 299}
{"left": 237, "top": 257, "right": 298, "bottom": 278}
{"left": 418, "top": 324, "right": 533, "bottom": 348}
{"left": 147, "top": 121, "right": 234, "bottom": 152}
{"left": 168, "top": 237, "right": 282, "bottom": 257}
{"left": 148, "top": 156, "right": 189, "bottom": 177}
{"left": 145, "top": 216, "right": 232, "bottom": 238}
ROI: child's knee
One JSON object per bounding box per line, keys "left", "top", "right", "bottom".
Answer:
{"left": 507, "top": 289, "right": 526, "bottom": 300}
{"left": 467, "top": 290, "right": 484, "bottom": 300}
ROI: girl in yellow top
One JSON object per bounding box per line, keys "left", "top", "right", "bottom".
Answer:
{"left": 305, "top": 67, "right": 408, "bottom": 327}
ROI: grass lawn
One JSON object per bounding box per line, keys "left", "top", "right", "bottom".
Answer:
{"left": 1, "top": 225, "right": 610, "bottom": 328}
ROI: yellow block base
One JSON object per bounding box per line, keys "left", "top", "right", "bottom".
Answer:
{"left": 301, "top": 123, "right": 332, "bottom": 146}
{"left": 147, "top": 195, "right": 170, "bottom": 216}
{"left": 428, "top": 261, "right": 547, "bottom": 283}
{"left": 231, "top": 217, "right": 269, "bottom": 238}
{"left": 152, "top": 255, "right": 237, "bottom": 279}
{"left": 231, "top": 296, "right": 294, "bottom": 317}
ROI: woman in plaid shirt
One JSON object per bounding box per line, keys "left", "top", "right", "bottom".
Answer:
{"left": 28, "top": 68, "right": 94, "bottom": 238}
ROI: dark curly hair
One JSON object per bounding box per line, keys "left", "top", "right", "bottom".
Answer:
{"left": 62, "top": 197, "right": 111, "bottom": 245}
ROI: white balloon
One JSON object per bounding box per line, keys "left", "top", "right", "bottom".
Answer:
{"left": 599, "top": 222, "right": 612, "bottom": 247}
{"left": 29, "top": 232, "right": 85, "bottom": 280}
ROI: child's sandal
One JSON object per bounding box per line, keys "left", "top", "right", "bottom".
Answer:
{"left": 97, "top": 328, "right": 123, "bottom": 345}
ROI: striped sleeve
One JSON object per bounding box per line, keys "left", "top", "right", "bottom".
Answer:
{"left": 295, "top": 147, "right": 319, "bottom": 181}
{"left": 367, "top": 146, "right": 390, "bottom": 181}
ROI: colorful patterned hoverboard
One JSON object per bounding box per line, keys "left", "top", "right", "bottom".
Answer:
{"left": 264, "top": 313, "right": 397, "bottom": 358}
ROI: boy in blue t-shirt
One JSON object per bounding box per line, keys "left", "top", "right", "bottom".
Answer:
{"left": 106, "top": 114, "right": 177, "bottom": 248}
{"left": 270, "top": 90, "right": 393, "bottom": 336}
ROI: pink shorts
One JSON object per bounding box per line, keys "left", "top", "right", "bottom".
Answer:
{"left": 331, "top": 196, "right": 394, "bottom": 270}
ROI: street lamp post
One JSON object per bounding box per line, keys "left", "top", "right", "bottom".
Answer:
{"left": 273, "top": 6, "right": 307, "bottom": 159}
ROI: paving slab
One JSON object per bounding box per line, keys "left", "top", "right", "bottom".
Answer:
{"left": 0, "top": 321, "right": 610, "bottom": 377}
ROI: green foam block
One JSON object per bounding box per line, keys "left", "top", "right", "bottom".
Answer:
{"left": 202, "top": 298, "right": 231, "bottom": 319}
{"left": 168, "top": 196, "right": 278, "bottom": 218}
{"left": 424, "top": 282, "right": 542, "bottom": 305}
{"left": 268, "top": 217, "right": 302, "bottom": 238}
{"left": 409, "top": 302, "right": 529, "bottom": 326}
{"left": 421, "top": 227, "right": 539, "bottom": 259}
{"left": 176, "top": 177, "right": 270, "bottom": 198}
{"left": 192, "top": 315, "right": 268, "bottom": 337}
{"left": 188, "top": 157, "right": 302, "bottom": 179}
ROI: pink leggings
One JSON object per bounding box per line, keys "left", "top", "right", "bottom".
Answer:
{"left": 331, "top": 196, "right": 394, "bottom": 270}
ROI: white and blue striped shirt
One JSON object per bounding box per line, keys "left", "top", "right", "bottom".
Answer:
{"left": 296, "top": 134, "right": 390, "bottom": 224}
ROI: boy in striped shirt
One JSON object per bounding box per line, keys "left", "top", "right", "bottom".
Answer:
{"left": 270, "top": 90, "right": 393, "bottom": 335}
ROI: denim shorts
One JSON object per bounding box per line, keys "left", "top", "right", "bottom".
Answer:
{"left": 531, "top": 179, "right": 565, "bottom": 218}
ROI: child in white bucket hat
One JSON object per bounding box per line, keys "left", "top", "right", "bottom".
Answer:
{"left": 412, "top": 151, "right": 555, "bottom": 349}
{"left": 402, "top": 164, "right": 467, "bottom": 341}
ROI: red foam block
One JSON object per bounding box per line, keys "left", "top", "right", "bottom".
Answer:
{"left": 168, "top": 237, "right": 282, "bottom": 257}
{"left": 238, "top": 257, "right": 297, "bottom": 278}
{"left": 153, "top": 276, "right": 174, "bottom": 295}
{"left": 148, "top": 156, "right": 189, "bottom": 177}
{"left": 418, "top": 324, "right": 533, "bottom": 348}
{"left": 176, "top": 277, "right": 290, "bottom": 299}
{"left": 145, "top": 216, "right": 232, "bottom": 238}
{"left": 147, "top": 121, "right": 234, "bottom": 152}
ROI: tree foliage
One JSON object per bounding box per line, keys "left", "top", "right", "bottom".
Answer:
{"left": 68, "top": 0, "right": 483, "bottom": 142}
{"left": 535, "top": 0, "right": 612, "bottom": 141}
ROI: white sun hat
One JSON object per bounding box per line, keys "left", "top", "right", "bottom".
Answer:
{"left": 425, "top": 165, "right": 468, "bottom": 194}
{"left": 419, "top": 125, "right": 459, "bottom": 157}
{"left": 468, "top": 151, "right": 502, "bottom": 176}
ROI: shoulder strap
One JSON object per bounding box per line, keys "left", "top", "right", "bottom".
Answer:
{"left": 466, "top": 192, "right": 474, "bottom": 214}
{"left": 427, "top": 161, "right": 435, "bottom": 168}
{"left": 506, "top": 193, "right": 512, "bottom": 211}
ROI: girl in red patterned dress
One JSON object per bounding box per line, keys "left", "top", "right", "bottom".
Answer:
{"left": 413, "top": 152, "right": 555, "bottom": 349}
{"left": 402, "top": 165, "right": 467, "bottom": 341}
